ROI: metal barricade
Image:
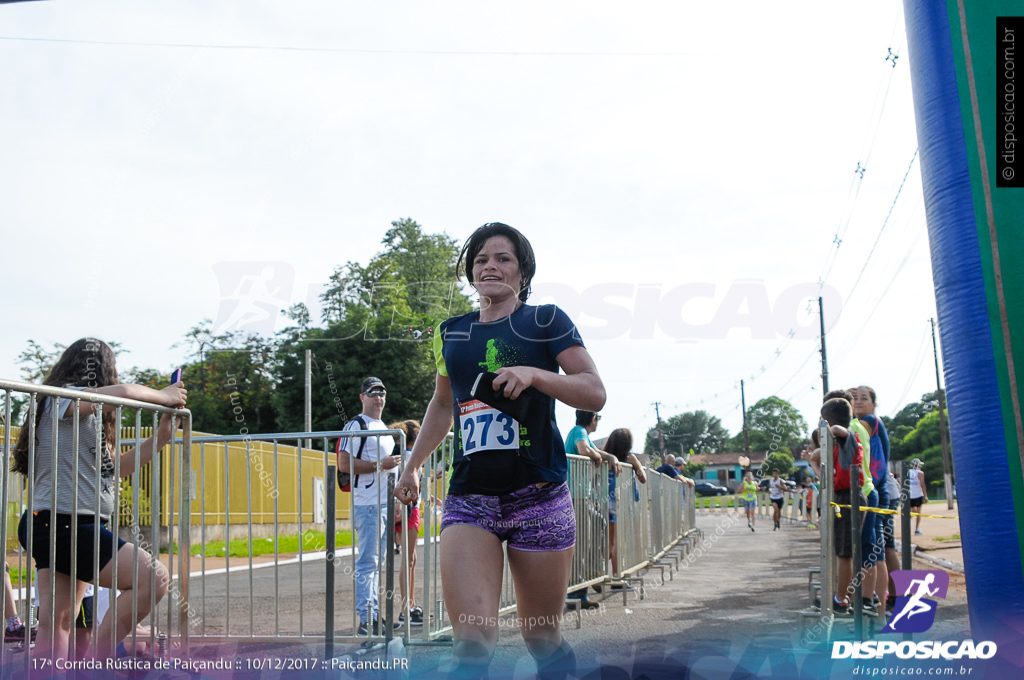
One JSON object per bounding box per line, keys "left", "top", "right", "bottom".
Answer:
{"left": 801, "top": 420, "right": 836, "bottom": 644}
{"left": 610, "top": 467, "right": 648, "bottom": 578}
{"left": 566, "top": 454, "right": 610, "bottom": 593}
{"left": 182, "top": 428, "right": 410, "bottom": 653}
{"left": 1, "top": 379, "right": 190, "bottom": 667}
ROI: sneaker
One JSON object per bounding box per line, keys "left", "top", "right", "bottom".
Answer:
{"left": 3, "top": 624, "right": 35, "bottom": 644}
{"left": 915, "top": 529, "right": 924, "bottom": 535}
{"left": 832, "top": 597, "right": 851, "bottom": 615}
{"left": 862, "top": 598, "right": 878, "bottom": 615}
{"left": 750, "top": 525, "right": 755, "bottom": 532}
{"left": 609, "top": 584, "right": 635, "bottom": 592}
{"left": 591, "top": 584, "right": 602, "bottom": 594}
{"left": 399, "top": 607, "right": 424, "bottom": 626}
{"left": 886, "top": 594, "right": 897, "bottom": 613}
{"left": 357, "top": 617, "right": 401, "bottom": 636}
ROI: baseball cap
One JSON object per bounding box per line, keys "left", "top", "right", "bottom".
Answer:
{"left": 361, "top": 377, "right": 386, "bottom": 394}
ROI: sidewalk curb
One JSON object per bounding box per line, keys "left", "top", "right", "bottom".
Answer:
{"left": 910, "top": 543, "right": 965, "bottom": 573}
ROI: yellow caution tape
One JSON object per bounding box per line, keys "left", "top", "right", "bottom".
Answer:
{"left": 828, "top": 502, "right": 956, "bottom": 520}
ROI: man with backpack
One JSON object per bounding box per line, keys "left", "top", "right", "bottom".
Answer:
{"left": 336, "top": 377, "right": 402, "bottom": 635}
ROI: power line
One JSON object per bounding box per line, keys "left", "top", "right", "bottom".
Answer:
{"left": 889, "top": 325, "right": 931, "bottom": 415}
{"left": 827, "top": 147, "right": 919, "bottom": 332}
{"left": 0, "top": 35, "right": 707, "bottom": 57}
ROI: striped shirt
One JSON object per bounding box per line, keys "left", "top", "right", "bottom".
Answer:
{"left": 30, "top": 388, "right": 117, "bottom": 519}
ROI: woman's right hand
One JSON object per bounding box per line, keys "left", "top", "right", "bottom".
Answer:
{"left": 394, "top": 469, "right": 421, "bottom": 506}
{"left": 161, "top": 383, "right": 188, "bottom": 408}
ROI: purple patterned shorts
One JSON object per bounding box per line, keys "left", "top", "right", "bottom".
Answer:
{"left": 441, "top": 482, "right": 576, "bottom": 552}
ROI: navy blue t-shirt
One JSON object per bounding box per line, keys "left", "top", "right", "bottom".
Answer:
{"left": 435, "top": 304, "right": 584, "bottom": 495}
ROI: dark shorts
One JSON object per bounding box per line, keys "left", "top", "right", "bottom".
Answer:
{"left": 18, "top": 511, "right": 126, "bottom": 582}
{"left": 76, "top": 596, "right": 94, "bottom": 629}
{"left": 441, "top": 482, "right": 576, "bottom": 552}
{"left": 395, "top": 506, "right": 421, "bottom": 533}
{"left": 834, "top": 490, "right": 854, "bottom": 558}
{"left": 771, "top": 497, "right": 784, "bottom": 509}
{"left": 910, "top": 497, "right": 925, "bottom": 509}
{"left": 883, "top": 498, "right": 899, "bottom": 550}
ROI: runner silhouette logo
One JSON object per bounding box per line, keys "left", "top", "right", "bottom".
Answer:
{"left": 881, "top": 570, "right": 949, "bottom": 634}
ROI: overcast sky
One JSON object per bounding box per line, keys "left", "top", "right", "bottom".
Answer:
{"left": 0, "top": 1, "right": 937, "bottom": 446}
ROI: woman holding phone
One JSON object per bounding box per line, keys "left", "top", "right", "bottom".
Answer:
{"left": 394, "top": 223, "right": 605, "bottom": 680}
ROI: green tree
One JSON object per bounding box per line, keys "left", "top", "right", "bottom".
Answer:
{"left": 274, "top": 219, "right": 472, "bottom": 432}
{"left": 643, "top": 410, "right": 730, "bottom": 457}
{"left": 321, "top": 218, "right": 471, "bottom": 327}
{"left": 882, "top": 391, "right": 940, "bottom": 435}
{"left": 731, "top": 396, "right": 808, "bottom": 455}
{"left": 681, "top": 461, "right": 707, "bottom": 478}
{"left": 173, "top": 321, "right": 278, "bottom": 435}
{"left": 762, "top": 450, "right": 795, "bottom": 477}
{"left": 888, "top": 410, "right": 949, "bottom": 494}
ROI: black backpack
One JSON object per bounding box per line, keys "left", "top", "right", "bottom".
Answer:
{"left": 335, "top": 415, "right": 367, "bottom": 492}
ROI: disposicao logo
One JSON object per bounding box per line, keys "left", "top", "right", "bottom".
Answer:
{"left": 831, "top": 569, "right": 998, "bottom": 661}
{"left": 881, "top": 569, "right": 948, "bottom": 634}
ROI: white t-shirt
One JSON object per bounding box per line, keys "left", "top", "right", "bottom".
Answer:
{"left": 338, "top": 415, "right": 396, "bottom": 507}
{"left": 909, "top": 468, "right": 924, "bottom": 499}
{"left": 768, "top": 477, "right": 786, "bottom": 500}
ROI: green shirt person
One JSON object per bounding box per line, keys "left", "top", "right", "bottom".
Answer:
{"left": 740, "top": 472, "right": 758, "bottom": 532}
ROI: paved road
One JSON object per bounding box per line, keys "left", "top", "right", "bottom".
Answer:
{"left": 177, "top": 510, "right": 975, "bottom": 679}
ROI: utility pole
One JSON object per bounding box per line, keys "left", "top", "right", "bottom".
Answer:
{"left": 741, "top": 379, "right": 750, "bottom": 454}
{"left": 931, "top": 318, "right": 955, "bottom": 508}
{"left": 819, "top": 297, "right": 830, "bottom": 395}
{"left": 305, "top": 349, "right": 313, "bottom": 450}
{"left": 653, "top": 401, "right": 667, "bottom": 462}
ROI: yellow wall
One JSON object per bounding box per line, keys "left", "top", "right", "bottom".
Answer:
{"left": 1, "top": 426, "right": 351, "bottom": 533}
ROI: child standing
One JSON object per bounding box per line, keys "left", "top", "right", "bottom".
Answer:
{"left": 810, "top": 397, "right": 865, "bottom": 614}
{"left": 12, "top": 338, "right": 186, "bottom": 660}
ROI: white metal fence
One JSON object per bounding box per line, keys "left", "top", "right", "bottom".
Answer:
{"left": 2, "top": 378, "right": 701, "bottom": 664}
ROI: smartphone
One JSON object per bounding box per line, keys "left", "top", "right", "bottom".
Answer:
{"left": 470, "top": 372, "right": 534, "bottom": 422}
{"left": 171, "top": 368, "right": 183, "bottom": 385}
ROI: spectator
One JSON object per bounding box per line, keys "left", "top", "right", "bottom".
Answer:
{"left": 604, "top": 428, "right": 647, "bottom": 578}
{"left": 3, "top": 564, "right": 33, "bottom": 644}
{"left": 826, "top": 389, "right": 878, "bottom": 613}
{"left": 909, "top": 458, "right": 928, "bottom": 534}
{"left": 390, "top": 419, "right": 424, "bottom": 627}
{"left": 393, "top": 223, "right": 605, "bottom": 680}
{"left": 655, "top": 455, "right": 679, "bottom": 478}
{"left": 672, "top": 458, "right": 696, "bottom": 487}
{"left": 337, "top": 377, "right": 402, "bottom": 636}
{"left": 852, "top": 385, "right": 891, "bottom": 612}
{"left": 810, "top": 397, "right": 865, "bottom": 614}
{"left": 12, "top": 338, "right": 181, "bottom": 660}
{"left": 564, "top": 410, "right": 619, "bottom": 609}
